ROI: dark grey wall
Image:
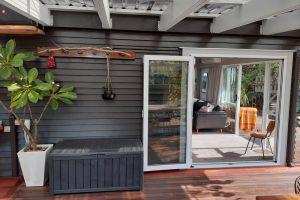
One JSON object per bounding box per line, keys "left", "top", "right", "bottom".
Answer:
{"left": 1, "top": 27, "right": 300, "bottom": 176}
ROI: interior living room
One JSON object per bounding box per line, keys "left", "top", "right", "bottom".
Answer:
{"left": 192, "top": 57, "right": 281, "bottom": 165}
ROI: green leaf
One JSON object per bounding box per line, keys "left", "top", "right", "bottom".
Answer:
{"left": 10, "top": 53, "right": 24, "bottom": 67}
{"left": 50, "top": 99, "right": 59, "bottom": 110}
{"left": 7, "top": 83, "right": 21, "bottom": 92}
{"left": 15, "top": 92, "right": 28, "bottom": 109}
{"left": 45, "top": 72, "right": 54, "bottom": 84}
{"left": 28, "top": 91, "right": 39, "bottom": 103}
{"left": 58, "top": 92, "right": 77, "bottom": 100}
{"left": 28, "top": 68, "right": 38, "bottom": 84}
{"left": 12, "top": 91, "right": 23, "bottom": 102}
{"left": 19, "top": 66, "right": 27, "bottom": 78}
{"left": 58, "top": 97, "right": 73, "bottom": 105}
{"left": 0, "top": 67, "right": 12, "bottom": 79}
{"left": 10, "top": 100, "right": 19, "bottom": 109}
{"left": 22, "top": 52, "right": 36, "bottom": 61}
{"left": 11, "top": 68, "right": 23, "bottom": 80}
{"left": 59, "top": 84, "right": 74, "bottom": 93}
{"left": 5, "top": 40, "right": 15, "bottom": 60}
{"left": 34, "top": 82, "right": 51, "bottom": 91}
{"left": 0, "top": 81, "right": 13, "bottom": 88}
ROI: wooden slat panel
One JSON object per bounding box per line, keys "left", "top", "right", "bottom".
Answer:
{"left": 75, "top": 160, "right": 84, "bottom": 189}
{"left": 90, "top": 159, "right": 98, "bottom": 188}
{"left": 112, "top": 158, "right": 120, "bottom": 187}
{"left": 104, "top": 158, "right": 113, "bottom": 188}
{"left": 68, "top": 160, "right": 76, "bottom": 190}
{"left": 53, "top": 160, "right": 61, "bottom": 191}
{"left": 83, "top": 160, "right": 91, "bottom": 189}
{"left": 60, "top": 160, "right": 69, "bottom": 190}
{"left": 97, "top": 158, "right": 104, "bottom": 188}
{"left": 126, "top": 157, "right": 134, "bottom": 186}
{"left": 133, "top": 156, "right": 141, "bottom": 186}
{"left": 119, "top": 157, "right": 126, "bottom": 187}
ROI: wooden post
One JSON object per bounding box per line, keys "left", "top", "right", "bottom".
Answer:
{"left": 9, "top": 114, "right": 18, "bottom": 176}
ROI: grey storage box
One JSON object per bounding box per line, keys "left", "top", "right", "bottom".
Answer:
{"left": 48, "top": 138, "right": 143, "bottom": 195}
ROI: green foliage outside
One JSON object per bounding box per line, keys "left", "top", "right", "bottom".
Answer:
{"left": 0, "top": 40, "right": 77, "bottom": 151}
{"left": 240, "top": 62, "right": 279, "bottom": 109}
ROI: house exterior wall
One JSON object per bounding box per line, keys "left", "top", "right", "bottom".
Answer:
{"left": 1, "top": 26, "right": 300, "bottom": 176}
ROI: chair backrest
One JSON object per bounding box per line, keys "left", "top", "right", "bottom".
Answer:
{"left": 295, "top": 176, "right": 300, "bottom": 194}
{"left": 266, "top": 121, "right": 276, "bottom": 137}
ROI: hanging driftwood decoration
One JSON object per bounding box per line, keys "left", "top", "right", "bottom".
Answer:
{"left": 102, "top": 54, "right": 116, "bottom": 100}
{"left": 37, "top": 47, "right": 135, "bottom": 60}
{"left": 0, "top": 25, "right": 44, "bottom": 35}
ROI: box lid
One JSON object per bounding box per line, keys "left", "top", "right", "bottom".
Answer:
{"left": 49, "top": 138, "right": 143, "bottom": 156}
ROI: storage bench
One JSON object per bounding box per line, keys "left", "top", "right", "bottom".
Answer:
{"left": 48, "top": 138, "right": 143, "bottom": 195}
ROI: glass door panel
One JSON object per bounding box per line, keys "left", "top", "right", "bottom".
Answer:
{"left": 143, "top": 56, "right": 193, "bottom": 171}
{"left": 221, "top": 66, "right": 240, "bottom": 134}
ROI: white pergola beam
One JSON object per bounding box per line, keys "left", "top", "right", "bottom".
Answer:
{"left": 211, "top": 0, "right": 300, "bottom": 33}
{"left": 261, "top": 10, "right": 300, "bottom": 35}
{"left": 92, "top": 0, "right": 112, "bottom": 29}
{"left": 209, "top": 0, "right": 247, "bottom": 4}
{"left": 158, "top": 0, "right": 210, "bottom": 31}
{"left": 1, "top": 0, "right": 52, "bottom": 26}
{"left": 46, "top": 5, "right": 220, "bottom": 18}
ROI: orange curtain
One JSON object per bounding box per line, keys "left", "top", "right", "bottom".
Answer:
{"left": 239, "top": 107, "right": 257, "bottom": 131}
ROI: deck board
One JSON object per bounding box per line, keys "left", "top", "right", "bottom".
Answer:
{"left": 12, "top": 167, "right": 300, "bottom": 200}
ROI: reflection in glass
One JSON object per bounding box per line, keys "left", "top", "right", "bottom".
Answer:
{"left": 148, "top": 60, "right": 188, "bottom": 165}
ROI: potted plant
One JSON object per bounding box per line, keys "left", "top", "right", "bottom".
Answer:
{"left": 102, "top": 56, "right": 116, "bottom": 100}
{"left": 0, "top": 40, "right": 77, "bottom": 187}
{"left": 102, "top": 82, "right": 116, "bottom": 100}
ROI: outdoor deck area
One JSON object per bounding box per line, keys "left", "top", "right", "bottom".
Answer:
{"left": 9, "top": 166, "right": 300, "bottom": 200}
{"left": 192, "top": 132, "right": 274, "bottom": 163}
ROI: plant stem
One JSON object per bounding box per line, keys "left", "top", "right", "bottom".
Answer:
{"left": 27, "top": 104, "right": 34, "bottom": 123}
{"left": 0, "top": 99, "right": 35, "bottom": 144}
{"left": 36, "top": 96, "right": 52, "bottom": 125}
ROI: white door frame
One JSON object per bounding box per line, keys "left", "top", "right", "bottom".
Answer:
{"left": 182, "top": 48, "right": 294, "bottom": 167}
{"left": 143, "top": 55, "right": 194, "bottom": 171}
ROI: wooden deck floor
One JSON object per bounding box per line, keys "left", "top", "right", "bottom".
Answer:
{"left": 0, "top": 177, "right": 22, "bottom": 200}
{"left": 11, "top": 167, "right": 300, "bottom": 200}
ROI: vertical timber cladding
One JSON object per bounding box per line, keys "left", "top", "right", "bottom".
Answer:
{"left": 0, "top": 28, "right": 300, "bottom": 176}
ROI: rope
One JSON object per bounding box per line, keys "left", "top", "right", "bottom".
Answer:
{"left": 105, "top": 53, "right": 112, "bottom": 91}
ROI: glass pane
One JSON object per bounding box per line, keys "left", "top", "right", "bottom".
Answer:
{"left": 221, "top": 67, "right": 237, "bottom": 104}
{"left": 221, "top": 67, "right": 238, "bottom": 134}
{"left": 148, "top": 60, "right": 188, "bottom": 165}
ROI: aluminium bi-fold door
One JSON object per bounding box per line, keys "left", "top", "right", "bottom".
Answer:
{"left": 143, "top": 55, "right": 193, "bottom": 171}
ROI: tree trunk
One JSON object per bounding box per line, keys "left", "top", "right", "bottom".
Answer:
{"left": 31, "top": 123, "right": 38, "bottom": 151}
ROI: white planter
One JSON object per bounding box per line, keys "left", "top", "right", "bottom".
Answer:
{"left": 17, "top": 144, "right": 53, "bottom": 187}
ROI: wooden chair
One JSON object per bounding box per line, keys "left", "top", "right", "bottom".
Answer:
{"left": 295, "top": 176, "right": 300, "bottom": 194}
{"left": 244, "top": 121, "right": 275, "bottom": 158}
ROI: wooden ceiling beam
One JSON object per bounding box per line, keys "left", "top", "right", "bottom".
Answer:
{"left": 158, "top": 0, "right": 210, "bottom": 31}
{"left": 1, "top": 0, "right": 52, "bottom": 26}
{"left": 261, "top": 10, "right": 300, "bottom": 35}
{"left": 92, "top": 0, "right": 112, "bottom": 29}
{"left": 211, "top": 0, "right": 300, "bottom": 33}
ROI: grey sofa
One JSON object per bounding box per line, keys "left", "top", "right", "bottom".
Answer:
{"left": 193, "top": 111, "right": 227, "bottom": 133}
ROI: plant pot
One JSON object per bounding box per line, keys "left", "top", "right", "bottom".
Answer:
{"left": 102, "top": 90, "right": 116, "bottom": 100}
{"left": 17, "top": 144, "right": 53, "bottom": 187}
